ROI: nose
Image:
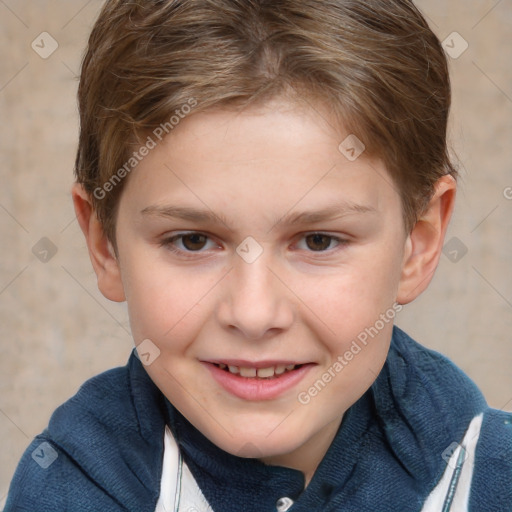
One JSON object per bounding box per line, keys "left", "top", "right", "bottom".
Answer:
{"left": 216, "top": 253, "right": 295, "bottom": 340}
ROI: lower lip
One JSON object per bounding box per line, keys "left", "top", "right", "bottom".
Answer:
{"left": 202, "top": 362, "right": 314, "bottom": 401}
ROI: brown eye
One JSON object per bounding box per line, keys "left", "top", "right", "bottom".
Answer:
{"left": 181, "top": 233, "right": 208, "bottom": 251}
{"left": 305, "top": 234, "right": 333, "bottom": 251}
{"left": 161, "top": 232, "right": 218, "bottom": 257}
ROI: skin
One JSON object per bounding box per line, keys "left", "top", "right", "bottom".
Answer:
{"left": 73, "top": 96, "right": 456, "bottom": 487}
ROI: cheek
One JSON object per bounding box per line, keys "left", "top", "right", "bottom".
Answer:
{"left": 120, "top": 248, "right": 210, "bottom": 347}
{"left": 295, "top": 271, "right": 397, "bottom": 411}
{"left": 294, "top": 255, "right": 401, "bottom": 335}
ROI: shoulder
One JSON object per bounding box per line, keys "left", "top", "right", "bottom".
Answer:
{"left": 368, "top": 327, "right": 486, "bottom": 492}
{"left": 382, "top": 326, "right": 488, "bottom": 422}
{"left": 3, "top": 433, "right": 125, "bottom": 512}
{"left": 4, "top": 352, "right": 166, "bottom": 512}
{"left": 4, "top": 364, "right": 132, "bottom": 511}
{"left": 385, "top": 327, "right": 512, "bottom": 509}
{"left": 48, "top": 362, "right": 136, "bottom": 441}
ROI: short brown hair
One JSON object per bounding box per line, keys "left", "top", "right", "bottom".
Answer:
{"left": 75, "top": 0, "right": 456, "bottom": 246}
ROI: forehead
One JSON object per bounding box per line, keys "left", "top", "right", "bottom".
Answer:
{"left": 160, "top": 98, "right": 353, "bottom": 169}
{"left": 121, "top": 98, "right": 401, "bottom": 223}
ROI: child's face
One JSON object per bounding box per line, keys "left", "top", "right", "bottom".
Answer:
{"left": 114, "top": 97, "right": 409, "bottom": 477}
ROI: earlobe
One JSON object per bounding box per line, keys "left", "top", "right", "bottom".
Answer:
{"left": 396, "top": 175, "right": 456, "bottom": 305}
{"left": 71, "top": 183, "right": 126, "bottom": 302}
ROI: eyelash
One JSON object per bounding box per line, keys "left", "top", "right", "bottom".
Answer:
{"left": 159, "top": 232, "right": 349, "bottom": 258}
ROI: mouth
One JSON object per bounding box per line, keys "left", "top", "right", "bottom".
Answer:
{"left": 202, "top": 359, "right": 315, "bottom": 401}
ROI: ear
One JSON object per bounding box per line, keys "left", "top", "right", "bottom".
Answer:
{"left": 397, "top": 174, "right": 456, "bottom": 305}
{"left": 71, "top": 183, "right": 126, "bottom": 302}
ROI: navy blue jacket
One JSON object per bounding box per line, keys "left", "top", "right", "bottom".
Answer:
{"left": 5, "top": 327, "right": 512, "bottom": 511}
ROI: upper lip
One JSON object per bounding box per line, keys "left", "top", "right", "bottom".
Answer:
{"left": 203, "top": 359, "right": 312, "bottom": 368}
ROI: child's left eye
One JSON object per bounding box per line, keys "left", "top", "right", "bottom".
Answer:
{"left": 295, "top": 233, "right": 346, "bottom": 252}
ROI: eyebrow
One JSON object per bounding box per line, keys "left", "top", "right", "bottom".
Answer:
{"left": 140, "top": 205, "right": 231, "bottom": 226}
{"left": 276, "top": 202, "right": 377, "bottom": 226}
{"left": 140, "top": 202, "right": 377, "bottom": 229}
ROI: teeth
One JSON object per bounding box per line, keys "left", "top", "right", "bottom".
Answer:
{"left": 257, "top": 367, "right": 275, "bottom": 378}
{"left": 240, "top": 367, "right": 257, "bottom": 377}
{"left": 274, "top": 365, "right": 286, "bottom": 375}
{"left": 219, "top": 363, "right": 299, "bottom": 378}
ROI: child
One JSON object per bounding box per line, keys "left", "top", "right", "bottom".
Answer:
{"left": 5, "top": 0, "right": 511, "bottom": 510}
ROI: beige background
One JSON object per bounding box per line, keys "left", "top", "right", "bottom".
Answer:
{"left": 0, "top": 0, "right": 511, "bottom": 505}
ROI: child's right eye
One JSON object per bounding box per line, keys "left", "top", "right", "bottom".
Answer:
{"left": 160, "top": 232, "right": 219, "bottom": 256}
